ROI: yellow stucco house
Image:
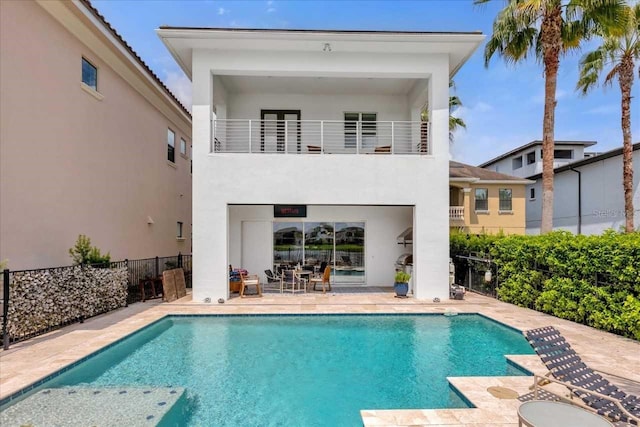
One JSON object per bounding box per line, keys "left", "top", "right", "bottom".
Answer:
{"left": 449, "top": 161, "right": 533, "bottom": 235}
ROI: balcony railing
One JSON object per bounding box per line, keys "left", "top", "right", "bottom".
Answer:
{"left": 450, "top": 206, "right": 464, "bottom": 220}
{"left": 212, "top": 119, "right": 429, "bottom": 155}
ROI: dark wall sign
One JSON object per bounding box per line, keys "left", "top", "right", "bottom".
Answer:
{"left": 274, "top": 205, "right": 307, "bottom": 218}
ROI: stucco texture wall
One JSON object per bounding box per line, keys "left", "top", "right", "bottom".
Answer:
{"left": 456, "top": 184, "right": 527, "bottom": 235}
{"left": 0, "top": 1, "right": 192, "bottom": 269}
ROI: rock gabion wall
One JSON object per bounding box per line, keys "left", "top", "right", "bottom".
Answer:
{"left": 7, "top": 266, "right": 128, "bottom": 338}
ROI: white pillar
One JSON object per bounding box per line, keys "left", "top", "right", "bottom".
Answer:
{"left": 413, "top": 59, "right": 449, "bottom": 300}
{"left": 192, "top": 57, "right": 228, "bottom": 302}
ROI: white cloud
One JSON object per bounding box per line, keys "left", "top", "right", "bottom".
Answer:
{"left": 267, "top": 0, "right": 274, "bottom": 5}
{"left": 267, "top": 7, "right": 276, "bottom": 13}
{"left": 218, "top": 7, "right": 226, "bottom": 15}
{"left": 229, "top": 20, "right": 239, "bottom": 27}
{"left": 164, "top": 70, "right": 192, "bottom": 112}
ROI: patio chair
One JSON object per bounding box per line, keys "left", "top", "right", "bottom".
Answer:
{"left": 524, "top": 326, "right": 640, "bottom": 425}
{"left": 281, "top": 270, "right": 306, "bottom": 294}
{"left": 309, "top": 265, "right": 332, "bottom": 294}
{"left": 239, "top": 273, "right": 262, "bottom": 298}
{"left": 264, "top": 269, "right": 282, "bottom": 292}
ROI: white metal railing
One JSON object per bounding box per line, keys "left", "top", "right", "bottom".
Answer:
{"left": 450, "top": 206, "right": 464, "bottom": 220}
{"left": 212, "top": 120, "right": 429, "bottom": 155}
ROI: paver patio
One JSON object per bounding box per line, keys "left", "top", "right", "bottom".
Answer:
{"left": 1, "top": 290, "right": 638, "bottom": 426}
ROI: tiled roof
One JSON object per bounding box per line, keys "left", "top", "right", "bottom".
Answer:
{"left": 79, "top": 0, "right": 191, "bottom": 118}
{"left": 450, "top": 161, "right": 529, "bottom": 182}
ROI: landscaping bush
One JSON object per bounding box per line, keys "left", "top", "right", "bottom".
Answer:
{"left": 450, "top": 230, "right": 640, "bottom": 340}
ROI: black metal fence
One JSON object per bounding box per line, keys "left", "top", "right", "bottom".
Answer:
{"left": 1, "top": 253, "right": 191, "bottom": 350}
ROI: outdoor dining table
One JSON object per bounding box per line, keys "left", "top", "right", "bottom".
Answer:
{"left": 517, "top": 401, "right": 613, "bottom": 427}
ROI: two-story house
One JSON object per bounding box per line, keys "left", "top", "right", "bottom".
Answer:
{"left": 0, "top": 0, "right": 192, "bottom": 270}
{"left": 158, "top": 27, "right": 484, "bottom": 301}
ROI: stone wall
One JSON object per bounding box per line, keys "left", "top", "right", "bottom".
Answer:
{"left": 7, "top": 265, "right": 128, "bottom": 338}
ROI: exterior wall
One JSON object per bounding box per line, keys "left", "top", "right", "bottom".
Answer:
{"left": 0, "top": 1, "right": 192, "bottom": 270}
{"left": 487, "top": 145, "right": 586, "bottom": 178}
{"left": 227, "top": 93, "right": 410, "bottom": 121}
{"left": 526, "top": 149, "right": 640, "bottom": 234}
{"left": 228, "top": 205, "right": 413, "bottom": 286}
{"left": 191, "top": 48, "right": 451, "bottom": 301}
{"left": 450, "top": 184, "right": 527, "bottom": 234}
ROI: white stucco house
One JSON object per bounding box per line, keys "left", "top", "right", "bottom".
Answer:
{"left": 158, "top": 27, "right": 484, "bottom": 301}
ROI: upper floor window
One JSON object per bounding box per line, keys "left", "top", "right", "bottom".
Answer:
{"left": 180, "top": 138, "right": 187, "bottom": 157}
{"left": 475, "top": 188, "right": 488, "bottom": 211}
{"left": 82, "top": 58, "right": 97, "bottom": 90}
{"left": 177, "top": 221, "right": 184, "bottom": 239}
{"left": 529, "top": 188, "right": 536, "bottom": 200}
{"left": 499, "top": 188, "right": 513, "bottom": 211}
{"left": 190, "top": 144, "right": 193, "bottom": 174}
{"left": 554, "top": 149, "right": 573, "bottom": 159}
{"left": 344, "top": 112, "right": 377, "bottom": 149}
{"left": 512, "top": 156, "right": 523, "bottom": 170}
{"left": 526, "top": 151, "right": 536, "bottom": 164}
{"left": 167, "top": 129, "right": 175, "bottom": 163}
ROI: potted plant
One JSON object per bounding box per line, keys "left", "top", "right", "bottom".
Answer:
{"left": 394, "top": 271, "right": 411, "bottom": 298}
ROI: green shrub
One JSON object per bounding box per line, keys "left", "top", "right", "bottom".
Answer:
{"left": 450, "top": 230, "right": 640, "bottom": 340}
{"left": 69, "top": 234, "right": 111, "bottom": 265}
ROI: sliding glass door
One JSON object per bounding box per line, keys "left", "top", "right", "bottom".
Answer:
{"left": 273, "top": 221, "right": 365, "bottom": 284}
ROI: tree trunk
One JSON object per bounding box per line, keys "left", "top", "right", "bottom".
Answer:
{"left": 619, "top": 56, "right": 635, "bottom": 232}
{"left": 540, "top": 4, "right": 563, "bottom": 234}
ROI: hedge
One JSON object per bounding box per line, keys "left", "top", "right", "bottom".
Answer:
{"left": 450, "top": 231, "right": 640, "bottom": 340}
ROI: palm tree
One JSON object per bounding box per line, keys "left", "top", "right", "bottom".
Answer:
{"left": 449, "top": 80, "right": 467, "bottom": 142}
{"left": 477, "top": 0, "right": 626, "bottom": 233}
{"left": 576, "top": 3, "right": 639, "bottom": 233}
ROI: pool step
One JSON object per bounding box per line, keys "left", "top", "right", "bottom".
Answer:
{"left": 0, "top": 386, "right": 185, "bottom": 427}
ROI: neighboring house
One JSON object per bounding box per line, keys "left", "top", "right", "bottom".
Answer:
{"left": 158, "top": 27, "right": 484, "bottom": 300}
{"left": 478, "top": 140, "right": 598, "bottom": 178}
{"left": 526, "top": 143, "right": 640, "bottom": 234}
{"left": 449, "top": 161, "right": 532, "bottom": 235}
{"left": 0, "top": 0, "right": 192, "bottom": 270}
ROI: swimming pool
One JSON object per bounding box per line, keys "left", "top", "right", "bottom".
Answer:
{"left": 1, "top": 314, "right": 534, "bottom": 426}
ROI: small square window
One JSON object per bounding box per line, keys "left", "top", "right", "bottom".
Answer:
{"left": 177, "top": 221, "right": 183, "bottom": 238}
{"left": 512, "top": 156, "right": 523, "bottom": 170}
{"left": 82, "top": 58, "right": 97, "bottom": 90}
{"left": 167, "top": 129, "right": 175, "bottom": 163}
{"left": 526, "top": 151, "right": 536, "bottom": 164}
{"left": 180, "top": 138, "right": 187, "bottom": 156}
{"left": 530, "top": 188, "right": 536, "bottom": 200}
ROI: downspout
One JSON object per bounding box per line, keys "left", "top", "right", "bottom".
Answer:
{"left": 570, "top": 167, "right": 582, "bottom": 234}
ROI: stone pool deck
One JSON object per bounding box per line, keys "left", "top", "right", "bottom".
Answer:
{"left": 1, "top": 290, "right": 638, "bottom": 426}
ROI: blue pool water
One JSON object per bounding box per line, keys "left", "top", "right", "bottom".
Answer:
{"left": 7, "top": 314, "right": 534, "bottom": 426}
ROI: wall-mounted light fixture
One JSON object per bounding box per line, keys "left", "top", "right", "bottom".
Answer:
{"left": 323, "top": 43, "right": 332, "bottom": 52}
{"left": 147, "top": 216, "right": 154, "bottom": 225}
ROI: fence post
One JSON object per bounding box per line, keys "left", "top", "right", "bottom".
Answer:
{"left": 178, "top": 252, "right": 182, "bottom": 268}
{"left": 155, "top": 256, "right": 159, "bottom": 278}
{"left": 2, "top": 269, "right": 9, "bottom": 350}
{"left": 125, "top": 259, "right": 129, "bottom": 307}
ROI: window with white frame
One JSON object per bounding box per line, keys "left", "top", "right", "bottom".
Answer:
{"left": 529, "top": 188, "right": 536, "bottom": 200}
{"left": 180, "top": 138, "right": 187, "bottom": 157}
{"left": 475, "top": 188, "right": 488, "bottom": 211}
{"left": 167, "top": 129, "right": 175, "bottom": 163}
{"left": 344, "top": 112, "right": 377, "bottom": 149}
{"left": 512, "top": 156, "right": 523, "bottom": 170}
{"left": 499, "top": 188, "right": 512, "bottom": 211}
{"left": 82, "top": 58, "right": 97, "bottom": 90}
{"left": 554, "top": 149, "right": 573, "bottom": 159}
{"left": 526, "top": 151, "right": 536, "bottom": 164}
{"left": 177, "top": 221, "right": 183, "bottom": 239}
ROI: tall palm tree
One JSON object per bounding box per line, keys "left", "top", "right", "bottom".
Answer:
{"left": 577, "top": 3, "right": 639, "bottom": 233}
{"left": 449, "top": 80, "right": 467, "bottom": 142}
{"left": 476, "top": 0, "right": 626, "bottom": 233}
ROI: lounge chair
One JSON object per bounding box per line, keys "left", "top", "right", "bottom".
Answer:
{"left": 524, "top": 326, "right": 640, "bottom": 425}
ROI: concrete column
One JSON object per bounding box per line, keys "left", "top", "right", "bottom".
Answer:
{"left": 462, "top": 187, "right": 471, "bottom": 224}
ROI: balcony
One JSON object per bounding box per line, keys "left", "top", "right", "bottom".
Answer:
{"left": 449, "top": 206, "right": 464, "bottom": 220}
{"left": 212, "top": 119, "right": 429, "bottom": 155}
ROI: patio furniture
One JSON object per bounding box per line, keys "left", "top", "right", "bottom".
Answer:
{"left": 524, "top": 326, "right": 640, "bottom": 425}
{"left": 264, "top": 269, "right": 282, "bottom": 290}
{"left": 518, "top": 400, "right": 613, "bottom": 427}
{"left": 281, "top": 270, "right": 306, "bottom": 294}
{"left": 309, "top": 265, "right": 332, "bottom": 293}
{"left": 374, "top": 145, "right": 391, "bottom": 153}
{"left": 138, "top": 276, "right": 163, "bottom": 302}
{"left": 240, "top": 273, "right": 262, "bottom": 298}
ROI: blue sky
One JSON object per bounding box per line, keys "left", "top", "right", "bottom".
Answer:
{"left": 93, "top": 0, "right": 638, "bottom": 165}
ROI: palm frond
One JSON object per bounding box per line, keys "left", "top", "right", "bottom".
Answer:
{"left": 484, "top": 2, "right": 541, "bottom": 66}
{"left": 603, "top": 63, "right": 621, "bottom": 86}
